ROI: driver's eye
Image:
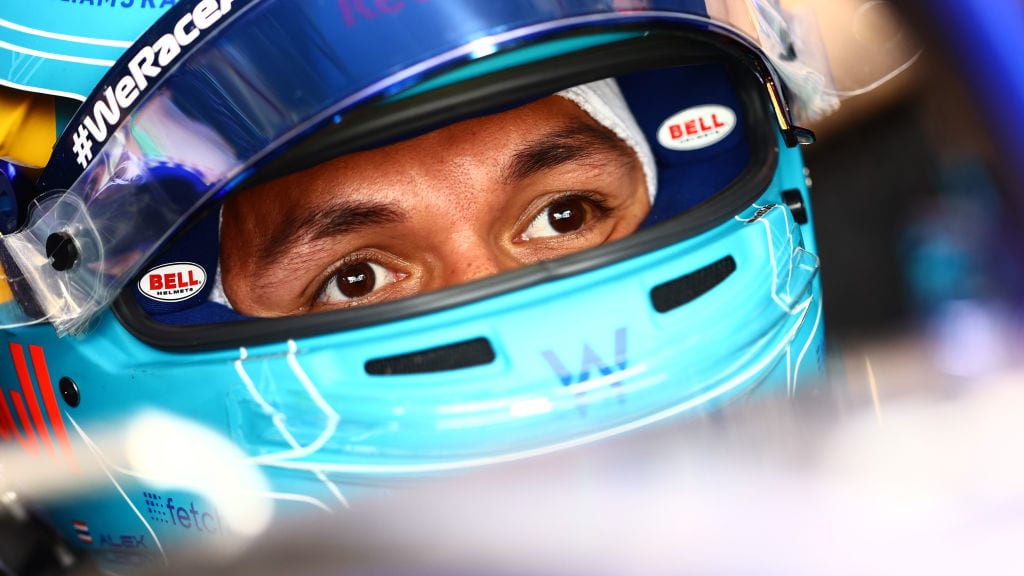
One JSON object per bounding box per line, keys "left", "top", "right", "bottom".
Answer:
{"left": 318, "top": 261, "right": 403, "bottom": 304}
{"left": 547, "top": 197, "right": 587, "bottom": 233}
{"left": 520, "top": 196, "right": 596, "bottom": 240}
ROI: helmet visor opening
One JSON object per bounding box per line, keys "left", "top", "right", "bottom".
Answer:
{"left": 112, "top": 28, "right": 780, "bottom": 349}
{"left": 1, "top": 0, "right": 855, "bottom": 337}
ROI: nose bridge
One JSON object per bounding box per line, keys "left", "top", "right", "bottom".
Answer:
{"left": 438, "top": 229, "right": 517, "bottom": 286}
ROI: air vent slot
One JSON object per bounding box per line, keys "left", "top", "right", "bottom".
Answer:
{"left": 650, "top": 256, "right": 736, "bottom": 313}
{"left": 365, "top": 337, "right": 496, "bottom": 375}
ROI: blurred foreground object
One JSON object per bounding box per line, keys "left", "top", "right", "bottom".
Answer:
{"left": 140, "top": 334, "right": 1024, "bottom": 576}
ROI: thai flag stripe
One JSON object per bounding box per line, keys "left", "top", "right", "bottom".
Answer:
{"left": 73, "top": 521, "right": 92, "bottom": 543}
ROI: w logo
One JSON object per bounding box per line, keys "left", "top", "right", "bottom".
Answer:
{"left": 0, "top": 343, "right": 77, "bottom": 469}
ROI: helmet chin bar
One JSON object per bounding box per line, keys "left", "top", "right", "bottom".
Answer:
{"left": 224, "top": 205, "right": 821, "bottom": 476}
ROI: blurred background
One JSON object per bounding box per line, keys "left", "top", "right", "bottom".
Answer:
{"left": 803, "top": 0, "right": 1023, "bottom": 358}
{"left": 795, "top": 0, "right": 1024, "bottom": 403}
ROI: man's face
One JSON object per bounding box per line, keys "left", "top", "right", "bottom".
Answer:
{"left": 220, "top": 95, "right": 650, "bottom": 316}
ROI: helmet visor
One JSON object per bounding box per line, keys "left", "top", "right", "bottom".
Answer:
{"left": 0, "top": 0, "right": 832, "bottom": 336}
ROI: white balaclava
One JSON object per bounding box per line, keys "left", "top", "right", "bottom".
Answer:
{"left": 555, "top": 78, "right": 658, "bottom": 203}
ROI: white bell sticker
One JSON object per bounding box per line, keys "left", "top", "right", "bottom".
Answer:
{"left": 656, "top": 104, "right": 737, "bottom": 151}
{"left": 139, "top": 262, "right": 207, "bottom": 302}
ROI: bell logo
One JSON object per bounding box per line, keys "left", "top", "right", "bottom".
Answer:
{"left": 657, "top": 104, "right": 737, "bottom": 151}
{"left": 0, "top": 344, "right": 77, "bottom": 470}
{"left": 139, "top": 262, "right": 207, "bottom": 302}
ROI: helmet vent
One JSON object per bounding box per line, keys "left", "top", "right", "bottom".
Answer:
{"left": 650, "top": 256, "right": 736, "bottom": 313}
{"left": 365, "top": 337, "right": 496, "bottom": 375}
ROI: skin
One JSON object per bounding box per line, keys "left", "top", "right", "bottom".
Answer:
{"left": 220, "top": 95, "right": 650, "bottom": 317}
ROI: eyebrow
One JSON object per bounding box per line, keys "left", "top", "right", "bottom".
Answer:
{"left": 502, "top": 120, "right": 636, "bottom": 185}
{"left": 259, "top": 199, "right": 405, "bottom": 263}
{"left": 255, "top": 120, "right": 631, "bottom": 264}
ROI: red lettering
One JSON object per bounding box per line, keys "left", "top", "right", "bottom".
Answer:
{"left": 149, "top": 275, "right": 163, "bottom": 290}
{"left": 684, "top": 120, "right": 698, "bottom": 136}
{"left": 338, "top": 0, "right": 377, "bottom": 26}
{"left": 669, "top": 124, "right": 683, "bottom": 140}
{"left": 375, "top": 0, "right": 403, "bottom": 15}
{"left": 699, "top": 116, "right": 712, "bottom": 132}
{"left": 339, "top": 0, "right": 428, "bottom": 26}
{"left": 713, "top": 113, "right": 726, "bottom": 129}
{"left": 165, "top": 273, "right": 177, "bottom": 290}
{"left": 187, "top": 270, "right": 200, "bottom": 287}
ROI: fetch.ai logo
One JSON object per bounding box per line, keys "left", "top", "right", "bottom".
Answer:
{"left": 143, "top": 492, "right": 224, "bottom": 536}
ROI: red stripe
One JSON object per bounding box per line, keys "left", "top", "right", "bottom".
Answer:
{"left": 0, "top": 372, "right": 33, "bottom": 447}
{"left": 9, "top": 391, "right": 39, "bottom": 455}
{"left": 73, "top": 521, "right": 88, "bottom": 530}
{"left": 29, "top": 345, "right": 77, "bottom": 469}
{"left": 0, "top": 389, "right": 13, "bottom": 438}
{"left": 0, "top": 393, "right": 13, "bottom": 441}
{"left": 9, "top": 343, "right": 56, "bottom": 460}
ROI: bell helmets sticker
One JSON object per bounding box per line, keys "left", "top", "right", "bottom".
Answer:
{"left": 139, "top": 262, "right": 207, "bottom": 302}
{"left": 657, "top": 104, "right": 737, "bottom": 151}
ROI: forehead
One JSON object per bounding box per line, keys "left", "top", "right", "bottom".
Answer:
{"left": 236, "top": 95, "right": 599, "bottom": 205}
{"left": 329, "top": 95, "right": 596, "bottom": 174}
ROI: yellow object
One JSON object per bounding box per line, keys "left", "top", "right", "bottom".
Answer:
{"left": 0, "top": 84, "right": 54, "bottom": 302}
{"left": 0, "top": 260, "right": 13, "bottom": 304}
{"left": 0, "top": 85, "right": 57, "bottom": 168}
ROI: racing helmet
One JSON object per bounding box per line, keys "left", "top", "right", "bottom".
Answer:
{"left": 1, "top": 0, "right": 864, "bottom": 571}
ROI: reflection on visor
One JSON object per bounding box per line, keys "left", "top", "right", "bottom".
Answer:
{"left": 0, "top": 0, "right": 823, "bottom": 336}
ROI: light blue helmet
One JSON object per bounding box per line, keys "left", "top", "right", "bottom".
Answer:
{"left": 0, "top": 0, "right": 177, "bottom": 101}
{"left": 2, "top": 0, "right": 831, "bottom": 571}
